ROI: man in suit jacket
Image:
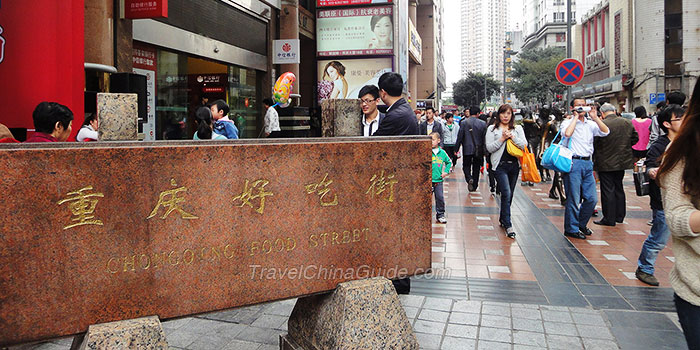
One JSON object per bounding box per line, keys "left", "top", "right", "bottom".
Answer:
{"left": 358, "top": 85, "right": 384, "bottom": 136}
{"left": 455, "top": 105, "right": 488, "bottom": 192}
{"left": 419, "top": 107, "right": 445, "bottom": 146}
{"left": 373, "top": 73, "right": 419, "bottom": 136}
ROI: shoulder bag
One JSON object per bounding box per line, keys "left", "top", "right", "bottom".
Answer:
{"left": 541, "top": 129, "right": 573, "bottom": 173}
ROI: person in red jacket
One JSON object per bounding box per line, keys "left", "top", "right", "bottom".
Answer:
{"left": 0, "top": 123, "right": 19, "bottom": 143}
{"left": 24, "top": 102, "right": 73, "bottom": 142}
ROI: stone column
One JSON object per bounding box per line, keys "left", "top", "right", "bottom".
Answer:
{"left": 280, "top": 0, "right": 300, "bottom": 95}
{"left": 84, "top": 0, "right": 114, "bottom": 67}
{"left": 408, "top": 2, "right": 418, "bottom": 110}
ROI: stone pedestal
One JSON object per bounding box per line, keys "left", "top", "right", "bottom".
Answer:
{"left": 282, "top": 277, "right": 418, "bottom": 350}
{"left": 321, "top": 99, "right": 362, "bottom": 137}
{"left": 97, "top": 93, "right": 138, "bottom": 141}
{"left": 78, "top": 316, "right": 168, "bottom": 350}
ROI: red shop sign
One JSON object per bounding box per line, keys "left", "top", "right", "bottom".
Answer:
{"left": 133, "top": 43, "right": 158, "bottom": 70}
{"left": 125, "top": 0, "right": 168, "bottom": 19}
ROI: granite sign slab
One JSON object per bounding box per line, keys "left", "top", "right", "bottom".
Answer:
{"left": 0, "top": 137, "right": 432, "bottom": 346}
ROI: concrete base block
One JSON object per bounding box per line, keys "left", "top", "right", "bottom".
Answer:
{"left": 97, "top": 92, "right": 138, "bottom": 141}
{"left": 286, "top": 277, "right": 418, "bottom": 350}
{"left": 79, "top": 316, "right": 168, "bottom": 350}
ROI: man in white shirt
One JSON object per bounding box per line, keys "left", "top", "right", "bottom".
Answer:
{"left": 561, "top": 98, "right": 610, "bottom": 240}
{"left": 359, "top": 85, "right": 383, "bottom": 137}
{"left": 262, "top": 98, "right": 281, "bottom": 138}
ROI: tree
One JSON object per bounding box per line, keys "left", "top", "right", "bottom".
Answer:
{"left": 510, "top": 47, "right": 567, "bottom": 105}
{"left": 452, "top": 72, "right": 501, "bottom": 109}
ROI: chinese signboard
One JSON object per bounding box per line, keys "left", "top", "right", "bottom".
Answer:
{"left": 317, "top": 0, "right": 392, "bottom": 6}
{"left": 317, "top": 58, "right": 392, "bottom": 102}
{"left": 124, "top": 0, "right": 168, "bottom": 19}
{"left": 409, "top": 19, "right": 422, "bottom": 64}
{"left": 133, "top": 43, "right": 157, "bottom": 141}
{"left": 317, "top": 6, "right": 394, "bottom": 57}
{"left": 273, "top": 39, "right": 301, "bottom": 64}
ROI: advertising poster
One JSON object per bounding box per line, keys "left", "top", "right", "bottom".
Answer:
{"left": 133, "top": 44, "right": 157, "bottom": 141}
{"left": 317, "top": 0, "right": 392, "bottom": 6}
{"left": 317, "top": 6, "right": 393, "bottom": 57}
{"left": 397, "top": 0, "right": 408, "bottom": 85}
{"left": 317, "top": 58, "right": 392, "bottom": 103}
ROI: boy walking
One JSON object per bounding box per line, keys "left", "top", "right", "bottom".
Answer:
{"left": 432, "top": 132, "right": 452, "bottom": 223}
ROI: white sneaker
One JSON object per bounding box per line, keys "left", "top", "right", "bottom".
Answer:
{"left": 437, "top": 217, "right": 447, "bottom": 224}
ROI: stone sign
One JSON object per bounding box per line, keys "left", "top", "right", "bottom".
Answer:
{"left": 0, "top": 137, "right": 431, "bottom": 346}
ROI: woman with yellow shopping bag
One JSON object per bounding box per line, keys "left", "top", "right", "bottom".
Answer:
{"left": 486, "top": 104, "right": 528, "bottom": 238}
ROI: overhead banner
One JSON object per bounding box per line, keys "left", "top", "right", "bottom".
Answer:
{"left": 317, "top": 58, "right": 392, "bottom": 103}
{"left": 409, "top": 19, "right": 422, "bottom": 64}
{"left": 317, "top": 0, "right": 392, "bottom": 6}
{"left": 125, "top": 0, "right": 168, "bottom": 19}
{"left": 317, "top": 6, "right": 394, "bottom": 57}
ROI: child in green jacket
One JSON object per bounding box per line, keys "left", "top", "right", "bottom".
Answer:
{"left": 431, "top": 132, "right": 452, "bottom": 223}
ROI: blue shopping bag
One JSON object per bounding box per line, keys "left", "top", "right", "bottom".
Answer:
{"left": 541, "top": 130, "right": 573, "bottom": 173}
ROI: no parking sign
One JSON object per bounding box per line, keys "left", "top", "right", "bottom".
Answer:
{"left": 555, "top": 59, "right": 585, "bottom": 86}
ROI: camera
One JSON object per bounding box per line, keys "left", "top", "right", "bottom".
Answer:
{"left": 575, "top": 106, "right": 592, "bottom": 113}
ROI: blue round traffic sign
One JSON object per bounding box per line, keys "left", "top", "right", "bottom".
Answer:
{"left": 555, "top": 59, "right": 584, "bottom": 86}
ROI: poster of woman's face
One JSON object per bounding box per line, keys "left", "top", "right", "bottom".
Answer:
{"left": 317, "top": 58, "right": 392, "bottom": 103}
{"left": 368, "top": 15, "right": 393, "bottom": 49}
{"left": 317, "top": 6, "right": 394, "bottom": 57}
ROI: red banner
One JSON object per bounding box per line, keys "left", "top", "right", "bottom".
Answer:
{"left": 0, "top": 1, "right": 84, "bottom": 139}
{"left": 125, "top": 0, "right": 168, "bottom": 19}
{"left": 317, "top": 0, "right": 392, "bottom": 7}
{"left": 133, "top": 43, "right": 158, "bottom": 71}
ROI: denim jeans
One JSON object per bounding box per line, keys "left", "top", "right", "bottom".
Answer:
{"left": 494, "top": 161, "right": 519, "bottom": 228}
{"left": 433, "top": 182, "right": 445, "bottom": 219}
{"left": 562, "top": 159, "right": 597, "bottom": 234}
{"left": 637, "top": 209, "right": 670, "bottom": 275}
{"left": 675, "top": 293, "right": 700, "bottom": 349}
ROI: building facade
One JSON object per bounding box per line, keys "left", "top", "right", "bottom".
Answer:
{"left": 461, "top": 0, "right": 506, "bottom": 83}
{"left": 416, "top": 0, "right": 446, "bottom": 109}
{"left": 521, "top": 0, "right": 597, "bottom": 50}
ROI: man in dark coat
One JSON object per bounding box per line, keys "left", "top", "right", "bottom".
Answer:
{"left": 593, "top": 103, "right": 639, "bottom": 226}
{"left": 373, "top": 73, "right": 419, "bottom": 136}
{"left": 419, "top": 107, "right": 445, "bottom": 145}
{"left": 455, "top": 105, "right": 487, "bottom": 192}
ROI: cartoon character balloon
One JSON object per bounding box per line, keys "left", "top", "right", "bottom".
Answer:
{"left": 272, "top": 72, "right": 296, "bottom": 108}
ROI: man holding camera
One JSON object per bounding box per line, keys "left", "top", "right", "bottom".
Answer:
{"left": 561, "top": 99, "right": 610, "bottom": 240}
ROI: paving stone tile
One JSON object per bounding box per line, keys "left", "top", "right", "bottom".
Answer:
{"left": 450, "top": 311, "right": 481, "bottom": 325}
{"left": 233, "top": 326, "right": 280, "bottom": 345}
{"left": 162, "top": 317, "right": 193, "bottom": 330}
{"left": 250, "top": 314, "right": 287, "bottom": 329}
{"left": 581, "top": 338, "right": 620, "bottom": 350}
{"left": 187, "top": 334, "right": 235, "bottom": 350}
{"left": 546, "top": 334, "right": 583, "bottom": 350}
{"left": 544, "top": 321, "right": 579, "bottom": 336}
{"left": 452, "top": 300, "right": 482, "bottom": 314}
{"left": 166, "top": 330, "right": 200, "bottom": 348}
{"left": 513, "top": 345, "right": 542, "bottom": 350}
{"left": 571, "top": 312, "right": 606, "bottom": 326}
{"left": 478, "top": 327, "right": 512, "bottom": 343}
{"left": 541, "top": 310, "right": 573, "bottom": 323}
{"left": 512, "top": 330, "right": 547, "bottom": 347}
{"left": 401, "top": 295, "right": 426, "bottom": 308}
{"left": 263, "top": 300, "right": 296, "bottom": 316}
{"left": 540, "top": 305, "right": 570, "bottom": 312}
{"left": 424, "top": 297, "right": 454, "bottom": 312}
{"left": 445, "top": 324, "right": 478, "bottom": 339}
{"left": 476, "top": 340, "right": 512, "bottom": 350}
{"left": 256, "top": 345, "right": 278, "bottom": 350}
{"left": 186, "top": 318, "right": 226, "bottom": 334}
{"left": 480, "top": 315, "right": 512, "bottom": 329}
{"left": 30, "top": 344, "right": 68, "bottom": 350}
{"left": 482, "top": 304, "right": 512, "bottom": 317}
{"left": 404, "top": 306, "right": 420, "bottom": 319}
{"left": 441, "top": 336, "right": 477, "bottom": 350}
{"left": 414, "top": 319, "right": 447, "bottom": 334}
{"left": 222, "top": 340, "right": 262, "bottom": 350}
{"left": 215, "top": 323, "right": 248, "bottom": 338}
{"left": 415, "top": 332, "right": 442, "bottom": 350}
{"left": 576, "top": 325, "right": 614, "bottom": 340}
{"left": 568, "top": 307, "right": 599, "bottom": 314}
{"left": 512, "top": 318, "right": 544, "bottom": 333}
{"left": 511, "top": 308, "right": 541, "bottom": 320}
{"left": 419, "top": 309, "right": 451, "bottom": 323}
{"left": 510, "top": 303, "right": 540, "bottom": 309}
{"left": 487, "top": 266, "right": 511, "bottom": 274}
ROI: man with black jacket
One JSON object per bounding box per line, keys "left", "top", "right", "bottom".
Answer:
{"left": 372, "top": 72, "right": 417, "bottom": 295}
{"left": 455, "top": 106, "right": 487, "bottom": 192}
{"left": 636, "top": 104, "right": 684, "bottom": 286}
{"left": 419, "top": 107, "right": 444, "bottom": 145}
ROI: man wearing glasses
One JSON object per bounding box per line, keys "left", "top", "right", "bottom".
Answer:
{"left": 359, "top": 85, "right": 384, "bottom": 137}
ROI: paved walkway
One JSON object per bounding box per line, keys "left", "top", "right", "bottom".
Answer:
{"left": 17, "top": 161, "right": 688, "bottom": 350}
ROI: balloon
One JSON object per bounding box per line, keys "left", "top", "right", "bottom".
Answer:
{"left": 273, "top": 72, "right": 296, "bottom": 107}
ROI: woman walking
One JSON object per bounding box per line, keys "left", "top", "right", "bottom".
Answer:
{"left": 486, "top": 104, "right": 527, "bottom": 238}
{"left": 658, "top": 80, "right": 700, "bottom": 349}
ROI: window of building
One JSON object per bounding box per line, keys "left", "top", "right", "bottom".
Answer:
{"left": 553, "top": 12, "right": 565, "bottom": 22}
{"left": 556, "top": 33, "right": 566, "bottom": 42}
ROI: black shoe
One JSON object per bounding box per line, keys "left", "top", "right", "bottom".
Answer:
{"left": 580, "top": 227, "right": 593, "bottom": 236}
{"left": 565, "top": 231, "right": 586, "bottom": 239}
{"left": 593, "top": 220, "right": 615, "bottom": 227}
{"left": 616, "top": 219, "right": 624, "bottom": 224}
{"left": 548, "top": 191, "right": 559, "bottom": 200}
{"left": 528, "top": 182, "right": 535, "bottom": 187}
{"left": 635, "top": 268, "right": 659, "bottom": 286}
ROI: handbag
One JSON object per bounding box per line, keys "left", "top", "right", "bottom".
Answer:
{"left": 506, "top": 139, "right": 524, "bottom": 158}
{"left": 633, "top": 166, "right": 650, "bottom": 196}
{"left": 541, "top": 130, "right": 573, "bottom": 173}
{"left": 520, "top": 146, "right": 542, "bottom": 183}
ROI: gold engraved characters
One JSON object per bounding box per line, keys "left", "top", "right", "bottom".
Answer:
{"left": 232, "top": 179, "right": 273, "bottom": 214}
{"left": 147, "top": 179, "right": 199, "bottom": 220}
{"left": 57, "top": 186, "right": 105, "bottom": 229}
{"left": 365, "top": 170, "right": 398, "bottom": 202}
{"left": 305, "top": 173, "right": 338, "bottom": 207}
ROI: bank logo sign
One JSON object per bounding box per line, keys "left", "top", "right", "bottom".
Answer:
{"left": 273, "top": 39, "right": 300, "bottom": 64}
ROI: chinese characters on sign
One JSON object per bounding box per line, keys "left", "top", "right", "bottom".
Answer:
{"left": 124, "top": 0, "right": 168, "bottom": 19}
{"left": 147, "top": 179, "right": 199, "bottom": 220}
{"left": 316, "top": 6, "right": 394, "bottom": 57}
{"left": 305, "top": 173, "right": 339, "bottom": 207}
{"left": 317, "top": 0, "right": 392, "bottom": 6}
{"left": 366, "top": 171, "right": 398, "bottom": 203}
{"left": 57, "top": 186, "right": 105, "bottom": 230}
{"left": 233, "top": 179, "right": 274, "bottom": 214}
{"left": 273, "top": 40, "right": 300, "bottom": 64}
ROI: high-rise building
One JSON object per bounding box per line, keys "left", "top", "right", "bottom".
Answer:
{"left": 521, "top": 0, "right": 597, "bottom": 50}
{"left": 460, "top": 0, "right": 507, "bottom": 83}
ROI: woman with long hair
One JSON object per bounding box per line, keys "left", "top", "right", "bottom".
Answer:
{"left": 368, "top": 15, "right": 393, "bottom": 49}
{"left": 193, "top": 107, "right": 226, "bottom": 140}
{"left": 322, "top": 61, "right": 348, "bottom": 99}
{"left": 657, "top": 80, "right": 700, "bottom": 349}
{"left": 485, "top": 104, "right": 527, "bottom": 238}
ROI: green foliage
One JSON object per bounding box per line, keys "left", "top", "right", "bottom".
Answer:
{"left": 452, "top": 72, "right": 501, "bottom": 109}
{"left": 510, "top": 47, "right": 567, "bottom": 105}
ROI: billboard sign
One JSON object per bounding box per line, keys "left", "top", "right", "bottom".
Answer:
{"left": 124, "top": 0, "right": 168, "bottom": 19}
{"left": 317, "top": 58, "right": 392, "bottom": 103}
{"left": 317, "top": 6, "right": 393, "bottom": 57}
{"left": 317, "top": 0, "right": 392, "bottom": 7}
{"left": 273, "top": 39, "right": 300, "bottom": 64}
{"left": 409, "top": 19, "right": 422, "bottom": 64}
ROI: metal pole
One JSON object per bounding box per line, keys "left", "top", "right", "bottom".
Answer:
{"left": 484, "top": 76, "right": 487, "bottom": 109}
{"left": 566, "top": 0, "right": 572, "bottom": 109}
{"left": 503, "top": 50, "right": 507, "bottom": 104}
